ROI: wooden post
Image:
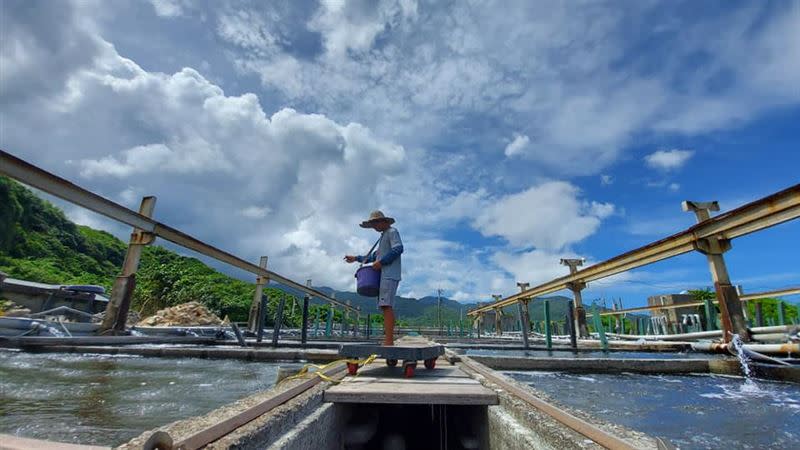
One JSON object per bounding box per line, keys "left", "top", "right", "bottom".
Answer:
{"left": 567, "top": 301, "right": 577, "bottom": 349}
{"left": 561, "top": 259, "right": 589, "bottom": 338}
{"left": 256, "top": 293, "right": 267, "bottom": 343}
{"left": 492, "top": 294, "right": 503, "bottom": 336}
{"left": 248, "top": 256, "right": 269, "bottom": 332}
{"left": 301, "top": 280, "right": 311, "bottom": 345}
{"left": 100, "top": 196, "right": 156, "bottom": 333}
{"left": 108, "top": 275, "right": 136, "bottom": 332}
{"left": 592, "top": 304, "right": 608, "bottom": 351}
{"left": 517, "top": 300, "right": 530, "bottom": 349}
{"left": 271, "top": 295, "right": 286, "bottom": 347}
{"left": 516, "top": 282, "right": 531, "bottom": 349}
{"left": 683, "top": 201, "right": 749, "bottom": 342}
{"left": 543, "top": 300, "right": 552, "bottom": 350}
{"left": 754, "top": 301, "right": 763, "bottom": 327}
{"left": 325, "top": 304, "right": 334, "bottom": 337}
{"left": 704, "top": 297, "right": 717, "bottom": 331}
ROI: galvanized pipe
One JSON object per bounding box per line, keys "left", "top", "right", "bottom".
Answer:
{"left": 692, "top": 341, "right": 800, "bottom": 355}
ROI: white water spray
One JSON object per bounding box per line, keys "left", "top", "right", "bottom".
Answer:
{"left": 730, "top": 334, "right": 752, "bottom": 378}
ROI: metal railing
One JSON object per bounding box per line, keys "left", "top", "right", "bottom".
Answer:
{"left": 469, "top": 182, "right": 800, "bottom": 316}
{"left": 587, "top": 286, "right": 800, "bottom": 317}
{"left": 0, "top": 149, "right": 358, "bottom": 313}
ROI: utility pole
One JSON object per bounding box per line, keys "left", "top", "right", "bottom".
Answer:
{"left": 561, "top": 258, "right": 588, "bottom": 338}
{"left": 683, "top": 201, "right": 749, "bottom": 342}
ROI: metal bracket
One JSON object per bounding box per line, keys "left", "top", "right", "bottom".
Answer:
{"left": 693, "top": 237, "right": 732, "bottom": 255}
{"left": 566, "top": 281, "right": 587, "bottom": 291}
{"left": 130, "top": 230, "right": 156, "bottom": 245}
{"left": 256, "top": 276, "right": 269, "bottom": 285}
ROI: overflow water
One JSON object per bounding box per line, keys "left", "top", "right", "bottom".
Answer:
{"left": 506, "top": 370, "right": 800, "bottom": 449}
{"left": 0, "top": 350, "right": 280, "bottom": 446}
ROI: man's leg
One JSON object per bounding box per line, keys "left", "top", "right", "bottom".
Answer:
{"left": 381, "top": 306, "right": 395, "bottom": 346}
{"left": 378, "top": 279, "right": 399, "bottom": 346}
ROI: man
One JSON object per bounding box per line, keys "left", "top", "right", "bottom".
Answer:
{"left": 345, "top": 210, "right": 403, "bottom": 346}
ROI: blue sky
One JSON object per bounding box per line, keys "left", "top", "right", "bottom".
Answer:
{"left": 1, "top": 0, "right": 798, "bottom": 307}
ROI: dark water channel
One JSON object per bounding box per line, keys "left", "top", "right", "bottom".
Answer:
{"left": 0, "top": 350, "right": 280, "bottom": 446}
{"left": 506, "top": 370, "right": 800, "bottom": 449}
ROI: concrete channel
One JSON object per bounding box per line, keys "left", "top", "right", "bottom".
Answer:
{"left": 3, "top": 336, "right": 798, "bottom": 449}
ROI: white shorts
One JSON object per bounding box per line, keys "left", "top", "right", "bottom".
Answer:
{"left": 378, "top": 279, "right": 399, "bottom": 309}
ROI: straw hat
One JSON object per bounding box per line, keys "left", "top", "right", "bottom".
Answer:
{"left": 359, "top": 210, "right": 395, "bottom": 228}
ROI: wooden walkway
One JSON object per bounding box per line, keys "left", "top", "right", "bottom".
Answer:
{"left": 324, "top": 360, "right": 498, "bottom": 405}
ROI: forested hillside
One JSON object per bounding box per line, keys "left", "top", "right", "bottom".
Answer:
{"left": 0, "top": 177, "right": 322, "bottom": 324}
{"left": 0, "top": 177, "right": 476, "bottom": 325}
{"left": 4, "top": 176, "right": 677, "bottom": 328}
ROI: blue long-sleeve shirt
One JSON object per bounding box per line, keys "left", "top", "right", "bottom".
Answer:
{"left": 357, "top": 227, "right": 403, "bottom": 280}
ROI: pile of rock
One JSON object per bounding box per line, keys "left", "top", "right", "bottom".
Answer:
{"left": 0, "top": 299, "right": 31, "bottom": 317}
{"left": 137, "top": 301, "right": 223, "bottom": 326}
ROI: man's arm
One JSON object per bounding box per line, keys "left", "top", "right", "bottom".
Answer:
{"left": 379, "top": 229, "right": 403, "bottom": 266}
{"left": 356, "top": 253, "right": 377, "bottom": 263}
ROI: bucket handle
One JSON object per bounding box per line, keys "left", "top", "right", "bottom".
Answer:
{"left": 358, "top": 236, "right": 382, "bottom": 269}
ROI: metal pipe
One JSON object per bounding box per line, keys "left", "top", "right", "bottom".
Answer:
{"left": 692, "top": 341, "right": 800, "bottom": 355}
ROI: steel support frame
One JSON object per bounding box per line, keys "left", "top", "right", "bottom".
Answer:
{"left": 0, "top": 150, "right": 358, "bottom": 314}
{"left": 467, "top": 182, "right": 800, "bottom": 316}
{"left": 100, "top": 196, "right": 156, "bottom": 333}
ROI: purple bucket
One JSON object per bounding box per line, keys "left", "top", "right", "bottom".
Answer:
{"left": 355, "top": 266, "right": 381, "bottom": 297}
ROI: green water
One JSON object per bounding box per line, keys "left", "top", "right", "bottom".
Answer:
{"left": 0, "top": 350, "right": 280, "bottom": 446}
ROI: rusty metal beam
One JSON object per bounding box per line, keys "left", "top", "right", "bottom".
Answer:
{"left": 588, "top": 286, "right": 800, "bottom": 317}
{"left": 0, "top": 149, "right": 358, "bottom": 313}
{"left": 468, "top": 182, "right": 800, "bottom": 316}
{"left": 740, "top": 286, "right": 800, "bottom": 301}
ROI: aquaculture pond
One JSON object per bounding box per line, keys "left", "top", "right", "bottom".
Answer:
{"left": 0, "top": 350, "right": 281, "bottom": 446}
{"left": 506, "top": 370, "right": 800, "bottom": 449}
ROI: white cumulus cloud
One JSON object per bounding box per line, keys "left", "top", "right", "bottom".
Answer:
{"left": 504, "top": 133, "right": 530, "bottom": 157}
{"left": 474, "top": 181, "right": 615, "bottom": 251}
{"left": 645, "top": 149, "right": 694, "bottom": 171}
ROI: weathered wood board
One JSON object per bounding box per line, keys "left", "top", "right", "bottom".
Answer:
{"left": 324, "top": 360, "right": 498, "bottom": 405}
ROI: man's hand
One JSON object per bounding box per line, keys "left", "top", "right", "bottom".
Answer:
{"left": 372, "top": 260, "right": 382, "bottom": 270}
{"left": 344, "top": 255, "right": 357, "bottom": 263}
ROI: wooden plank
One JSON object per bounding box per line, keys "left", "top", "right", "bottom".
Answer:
{"left": 356, "top": 364, "right": 470, "bottom": 379}
{"left": 344, "top": 376, "right": 480, "bottom": 385}
{"left": 324, "top": 382, "right": 498, "bottom": 405}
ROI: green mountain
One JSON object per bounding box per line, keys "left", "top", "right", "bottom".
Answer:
{"left": 8, "top": 176, "right": 728, "bottom": 330}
